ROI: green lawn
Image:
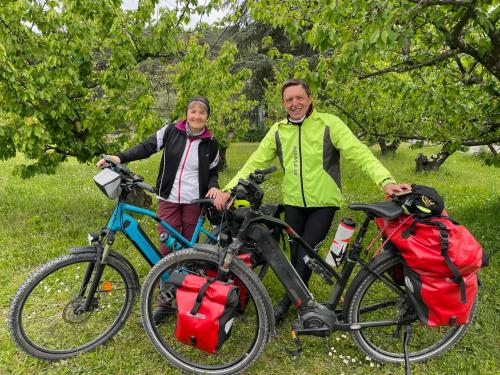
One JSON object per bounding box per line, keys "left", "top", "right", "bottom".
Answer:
{"left": 1, "top": 143, "right": 498, "bottom": 374}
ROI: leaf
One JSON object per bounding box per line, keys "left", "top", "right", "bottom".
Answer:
{"left": 381, "top": 30, "right": 388, "bottom": 44}
{"left": 369, "top": 29, "right": 380, "bottom": 44}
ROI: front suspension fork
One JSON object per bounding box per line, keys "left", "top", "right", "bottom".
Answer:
{"left": 77, "top": 231, "right": 115, "bottom": 314}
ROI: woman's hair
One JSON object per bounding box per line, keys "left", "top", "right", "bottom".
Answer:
{"left": 187, "top": 96, "right": 211, "bottom": 117}
{"left": 281, "top": 79, "right": 311, "bottom": 99}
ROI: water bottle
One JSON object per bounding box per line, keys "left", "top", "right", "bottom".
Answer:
{"left": 159, "top": 232, "right": 183, "bottom": 251}
{"left": 325, "top": 218, "right": 356, "bottom": 267}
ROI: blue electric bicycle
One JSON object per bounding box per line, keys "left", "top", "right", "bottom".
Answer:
{"left": 7, "top": 156, "right": 224, "bottom": 360}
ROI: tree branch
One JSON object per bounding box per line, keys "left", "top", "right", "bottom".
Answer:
{"left": 407, "top": 0, "right": 474, "bottom": 7}
{"left": 176, "top": 0, "right": 192, "bottom": 27}
{"left": 317, "top": 95, "right": 368, "bottom": 133}
{"left": 358, "top": 49, "right": 460, "bottom": 79}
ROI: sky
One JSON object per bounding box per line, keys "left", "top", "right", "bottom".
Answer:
{"left": 121, "top": 0, "right": 227, "bottom": 28}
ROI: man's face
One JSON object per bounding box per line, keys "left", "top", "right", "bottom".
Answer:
{"left": 282, "top": 85, "right": 312, "bottom": 120}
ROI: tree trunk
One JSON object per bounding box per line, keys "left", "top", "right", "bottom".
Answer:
{"left": 378, "top": 136, "right": 400, "bottom": 156}
{"left": 218, "top": 146, "right": 228, "bottom": 171}
{"left": 415, "top": 150, "right": 452, "bottom": 172}
{"left": 487, "top": 144, "right": 498, "bottom": 156}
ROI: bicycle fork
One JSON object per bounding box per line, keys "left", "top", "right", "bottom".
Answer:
{"left": 76, "top": 232, "right": 116, "bottom": 314}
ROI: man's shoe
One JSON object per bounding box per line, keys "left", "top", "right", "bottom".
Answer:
{"left": 273, "top": 301, "right": 290, "bottom": 325}
{"left": 153, "top": 305, "right": 176, "bottom": 325}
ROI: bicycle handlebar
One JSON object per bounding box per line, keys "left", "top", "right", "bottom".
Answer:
{"left": 101, "top": 154, "right": 156, "bottom": 194}
{"left": 260, "top": 165, "right": 277, "bottom": 175}
{"left": 136, "top": 181, "right": 156, "bottom": 193}
{"left": 102, "top": 155, "right": 131, "bottom": 175}
{"left": 247, "top": 165, "right": 277, "bottom": 185}
{"left": 190, "top": 198, "right": 215, "bottom": 207}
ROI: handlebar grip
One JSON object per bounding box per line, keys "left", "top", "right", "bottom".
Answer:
{"left": 190, "top": 198, "right": 215, "bottom": 207}
{"left": 136, "top": 181, "right": 155, "bottom": 193}
{"left": 102, "top": 154, "right": 131, "bottom": 175}
{"left": 260, "top": 165, "right": 277, "bottom": 175}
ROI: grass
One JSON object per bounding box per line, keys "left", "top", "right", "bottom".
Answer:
{"left": 0, "top": 143, "right": 499, "bottom": 374}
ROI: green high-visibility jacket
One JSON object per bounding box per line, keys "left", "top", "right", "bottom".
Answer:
{"left": 225, "top": 110, "right": 396, "bottom": 207}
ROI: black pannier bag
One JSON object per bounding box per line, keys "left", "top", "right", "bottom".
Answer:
{"left": 166, "top": 273, "right": 239, "bottom": 353}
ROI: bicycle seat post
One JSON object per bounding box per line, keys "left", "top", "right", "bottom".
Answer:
{"left": 350, "top": 215, "right": 373, "bottom": 256}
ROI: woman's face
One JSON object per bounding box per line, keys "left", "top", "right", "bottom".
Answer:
{"left": 186, "top": 102, "right": 208, "bottom": 132}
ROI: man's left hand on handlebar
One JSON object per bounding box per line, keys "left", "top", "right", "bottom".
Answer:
{"left": 383, "top": 183, "right": 412, "bottom": 196}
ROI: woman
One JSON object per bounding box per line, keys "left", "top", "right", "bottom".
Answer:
{"left": 97, "top": 96, "right": 221, "bottom": 323}
{"left": 98, "top": 96, "right": 221, "bottom": 253}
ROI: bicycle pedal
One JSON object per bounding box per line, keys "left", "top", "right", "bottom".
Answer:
{"left": 286, "top": 330, "right": 303, "bottom": 358}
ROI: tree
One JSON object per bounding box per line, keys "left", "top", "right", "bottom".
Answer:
{"left": 0, "top": 0, "right": 196, "bottom": 177}
{"left": 245, "top": 0, "right": 499, "bottom": 170}
{"left": 167, "top": 37, "right": 255, "bottom": 169}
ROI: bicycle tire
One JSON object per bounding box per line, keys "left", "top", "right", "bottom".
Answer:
{"left": 141, "top": 248, "right": 272, "bottom": 375}
{"left": 8, "top": 252, "right": 137, "bottom": 360}
{"left": 344, "top": 252, "right": 473, "bottom": 364}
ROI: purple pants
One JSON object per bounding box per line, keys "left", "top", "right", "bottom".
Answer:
{"left": 156, "top": 200, "right": 201, "bottom": 257}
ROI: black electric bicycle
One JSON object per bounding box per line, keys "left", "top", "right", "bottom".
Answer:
{"left": 140, "top": 167, "right": 475, "bottom": 374}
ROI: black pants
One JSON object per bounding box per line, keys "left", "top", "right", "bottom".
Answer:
{"left": 280, "top": 205, "right": 338, "bottom": 308}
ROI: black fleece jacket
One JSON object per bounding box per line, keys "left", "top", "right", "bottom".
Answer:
{"left": 117, "top": 121, "right": 220, "bottom": 200}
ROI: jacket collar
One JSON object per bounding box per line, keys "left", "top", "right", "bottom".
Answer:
{"left": 175, "top": 119, "right": 212, "bottom": 139}
{"left": 286, "top": 104, "right": 314, "bottom": 126}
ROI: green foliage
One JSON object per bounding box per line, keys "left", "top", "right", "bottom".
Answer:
{"left": 0, "top": 0, "right": 189, "bottom": 177}
{"left": 167, "top": 38, "right": 256, "bottom": 149}
{"left": 245, "top": 0, "right": 499, "bottom": 168}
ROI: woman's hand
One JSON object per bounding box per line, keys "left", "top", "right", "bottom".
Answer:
{"left": 96, "top": 155, "right": 121, "bottom": 168}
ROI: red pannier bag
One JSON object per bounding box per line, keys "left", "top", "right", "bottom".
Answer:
{"left": 376, "top": 212, "right": 488, "bottom": 326}
{"left": 205, "top": 253, "right": 253, "bottom": 313}
{"left": 166, "top": 273, "right": 239, "bottom": 353}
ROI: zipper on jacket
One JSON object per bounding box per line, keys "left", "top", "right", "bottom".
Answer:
{"left": 298, "top": 125, "right": 307, "bottom": 207}
{"left": 177, "top": 139, "right": 194, "bottom": 204}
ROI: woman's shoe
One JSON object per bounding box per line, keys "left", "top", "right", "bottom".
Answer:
{"left": 153, "top": 305, "right": 176, "bottom": 325}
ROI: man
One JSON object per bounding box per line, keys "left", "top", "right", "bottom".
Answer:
{"left": 215, "top": 79, "right": 410, "bottom": 323}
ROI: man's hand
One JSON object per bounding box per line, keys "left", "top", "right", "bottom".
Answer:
{"left": 213, "top": 191, "right": 231, "bottom": 211}
{"left": 383, "top": 183, "right": 412, "bottom": 196}
{"left": 96, "top": 155, "right": 121, "bottom": 168}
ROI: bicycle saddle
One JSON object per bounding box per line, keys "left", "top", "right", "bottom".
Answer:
{"left": 348, "top": 200, "right": 403, "bottom": 220}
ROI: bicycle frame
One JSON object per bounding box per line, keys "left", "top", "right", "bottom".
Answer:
{"left": 106, "top": 201, "right": 217, "bottom": 266}
{"left": 76, "top": 199, "right": 217, "bottom": 313}
{"left": 236, "top": 209, "right": 406, "bottom": 334}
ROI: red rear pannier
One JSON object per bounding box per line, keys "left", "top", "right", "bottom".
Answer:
{"left": 376, "top": 213, "right": 487, "bottom": 326}
{"left": 167, "top": 273, "right": 239, "bottom": 353}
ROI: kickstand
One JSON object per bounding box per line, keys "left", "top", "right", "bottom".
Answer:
{"left": 403, "top": 324, "right": 413, "bottom": 375}
{"left": 285, "top": 330, "right": 303, "bottom": 360}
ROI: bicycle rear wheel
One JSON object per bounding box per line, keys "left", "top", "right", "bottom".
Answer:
{"left": 345, "top": 253, "right": 473, "bottom": 363}
{"left": 141, "top": 248, "right": 272, "bottom": 375}
{"left": 8, "top": 252, "right": 137, "bottom": 360}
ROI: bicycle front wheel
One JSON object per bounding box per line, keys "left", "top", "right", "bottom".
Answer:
{"left": 141, "top": 248, "right": 272, "bottom": 375}
{"left": 8, "top": 252, "right": 137, "bottom": 360}
{"left": 345, "top": 254, "right": 473, "bottom": 364}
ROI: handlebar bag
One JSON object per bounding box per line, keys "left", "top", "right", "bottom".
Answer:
{"left": 376, "top": 212, "right": 488, "bottom": 326}
{"left": 167, "top": 273, "right": 239, "bottom": 353}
